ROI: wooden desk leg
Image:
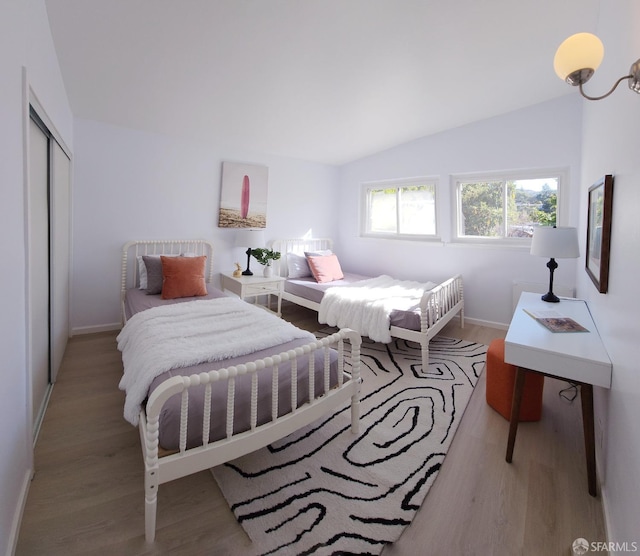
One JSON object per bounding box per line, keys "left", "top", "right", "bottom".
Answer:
{"left": 580, "top": 383, "right": 597, "bottom": 497}
{"left": 506, "top": 367, "right": 526, "bottom": 463}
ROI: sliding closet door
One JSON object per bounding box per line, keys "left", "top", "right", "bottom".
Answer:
{"left": 28, "top": 116, "right": 51, "bottom": 431}
{"left": 50, "top": 142, "right": 71, "bottom": 382}
{"left": 28, "top": 106, "right": 71, "bottom": 435}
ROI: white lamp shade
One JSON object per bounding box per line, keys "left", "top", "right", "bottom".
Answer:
{"left": 554, "top": 32, "right": 604, "bottom": 81}
{"left": 234, "top": 229, "right": 265, "bottom": 248}
{"left": 530, "top": 226, "right": 580, "bottom": 259}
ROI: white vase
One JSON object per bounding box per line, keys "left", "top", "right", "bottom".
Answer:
{"left": 263, "top": 265, "right": 273, "bottom": 278}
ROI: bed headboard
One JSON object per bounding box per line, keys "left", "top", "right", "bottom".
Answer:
{"left": 271, "top": 237, "right": 333, "bottom": 277}
{"left": 121, "top": 239, "right": 215, "bottom": 293}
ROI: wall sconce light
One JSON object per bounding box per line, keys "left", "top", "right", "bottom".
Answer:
{"left": 554, "top": 32, "right": 640, "bottom": 100}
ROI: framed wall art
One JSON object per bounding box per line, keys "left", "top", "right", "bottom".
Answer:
{"left": 218, "top": 161, "right": 268, "bottom": 228}
{"left": 585, "top": 174, "right": 613, "bottom": 293}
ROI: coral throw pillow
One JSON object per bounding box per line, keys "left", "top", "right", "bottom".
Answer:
{"left": 307, "top": 254, "right": 344, "bottom": 283}
{"left": 160, "top": 255, "right": 208, "bottom": 299}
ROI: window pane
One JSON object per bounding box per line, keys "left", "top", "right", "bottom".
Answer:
{"left": 511, "top": 178, "right": 558, "bottom": 237}
{"left": 368, "top": 188, "right": 397, "bottom": 233}
{"left": 459, "top": 182, "right": 503, "bottom": 237}
{"left": 399, "top": 185, "right": 436, "bottom": 234}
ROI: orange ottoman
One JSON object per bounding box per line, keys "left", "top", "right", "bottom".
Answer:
{"left": 486, "top": 338, "right": 544, "bottom": 421}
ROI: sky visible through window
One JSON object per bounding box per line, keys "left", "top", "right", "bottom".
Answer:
{"left": 514, "top": 178, "right": 557, "bottom": 191}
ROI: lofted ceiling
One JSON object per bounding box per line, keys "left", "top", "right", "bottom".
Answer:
{"left": 44, "top": 0, "right": 600, "bottom": 165}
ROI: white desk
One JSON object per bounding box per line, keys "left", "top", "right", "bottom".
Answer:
{"left": 504, "top": 292, "right": 612, "bottom": 496}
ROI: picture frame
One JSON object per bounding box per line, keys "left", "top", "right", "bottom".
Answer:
{"left": 585, "top": 174, "right": 613, "bottom": 293}
{"left": 218, "top": 161, "right": 268, "bottom": 228}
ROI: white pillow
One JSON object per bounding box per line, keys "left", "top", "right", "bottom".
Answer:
{"left": 304, "top": 249, "right": 333, "bottom": 257}
{"left": 287, "top": 253, "right": 312, "bottom": 279}
{"left": 137, "top": 255, "right": 154, "bottom": 289}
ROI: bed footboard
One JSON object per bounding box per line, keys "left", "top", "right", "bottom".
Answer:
{"left": 391, "top": 273, "right": 464, "bottom": 369}
{"left": 140, "top": 328, "right": 362, "bottom": 542}
{"left": 419, "top": 273, "right": 464, "bottom": 331}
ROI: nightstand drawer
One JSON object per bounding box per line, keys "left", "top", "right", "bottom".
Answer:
{"left": 243, "top": 283, "right": 281, "bottom": 296}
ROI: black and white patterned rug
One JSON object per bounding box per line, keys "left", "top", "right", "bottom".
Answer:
{"left": 211, "top": 334, "right": 487, "bottom": 555}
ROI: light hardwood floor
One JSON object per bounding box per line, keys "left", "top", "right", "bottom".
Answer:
{"left": 16, "top": 302, "right": 607, "bottom": 555}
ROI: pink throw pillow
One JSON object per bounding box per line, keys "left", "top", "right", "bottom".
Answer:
{"left": 160, "top": 255, "right": 208, "bottom": 299}
{"left": 307, "top": 254, "right": 344, "bottom": 283}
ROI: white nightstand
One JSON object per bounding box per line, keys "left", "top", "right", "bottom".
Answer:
{"left": 220, "top": 273, "right": 285, "bottom": 316}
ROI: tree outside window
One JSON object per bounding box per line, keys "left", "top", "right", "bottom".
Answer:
{"left": 457, "top": 176, "right": 559, "bottom": 240}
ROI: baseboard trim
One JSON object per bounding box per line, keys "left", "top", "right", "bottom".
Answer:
{"left": 71, "top": 322, "right": 121, "bottom": 336}
{"left": 6, "top": 468, "right": 33, "bottom": 556}
{"left": 463, "top": 316, "right": 509, "bottom": 331}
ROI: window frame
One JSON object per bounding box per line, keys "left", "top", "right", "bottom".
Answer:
{"left": 450, "top": 168, "right": 568, "bottom": 246}
{"left": 360, "top": 177, "right": 440, "bottom": 241}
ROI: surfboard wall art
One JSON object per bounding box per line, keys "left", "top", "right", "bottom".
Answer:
{"left": 218, "top": 161, "right": 268, "bottom": 228}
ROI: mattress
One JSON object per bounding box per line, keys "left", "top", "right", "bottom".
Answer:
{"left": 124, "top": 287, "right": 340, "bottom": 450}
{"left": 284, "top": 273, "right": 423, "bottom": 331}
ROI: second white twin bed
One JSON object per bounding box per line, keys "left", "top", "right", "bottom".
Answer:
{"left": 273, "top": 237, "right": 464, "bottom": 370}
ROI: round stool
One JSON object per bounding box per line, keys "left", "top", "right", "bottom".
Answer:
{"left": 486, "top": 338, "right": 544, "bottom": 421}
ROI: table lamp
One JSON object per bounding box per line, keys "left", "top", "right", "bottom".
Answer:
{"left": 234, "top": 229, "right": 265, "bottom": 276}
{"left": 530, "top": 226, "right": 579, "bottom": 303}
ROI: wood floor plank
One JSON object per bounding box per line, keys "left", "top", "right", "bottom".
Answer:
{"left": 16, "top": 302, "right": 607, "bottom": 555}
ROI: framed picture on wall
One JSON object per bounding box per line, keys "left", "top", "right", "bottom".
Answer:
{"left": 585, "top": 174, "right": 613, "bottom": 293}
{"left": 218, "top": 161, "right": 268, "bottom": 228}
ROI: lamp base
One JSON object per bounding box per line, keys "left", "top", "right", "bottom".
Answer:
{"left": 542, "top": 257, "right": 560, "bottom": 303}
{"left": 541, "top": 291, "right": 560, "bottom": 303}
{"left": 242, "top": 247, "right": 253, "bottom": 276}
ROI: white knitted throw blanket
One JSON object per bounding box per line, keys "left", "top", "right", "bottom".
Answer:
{"left": 117, "top": 297, "right": 315, "bottom": 425}
{"left": 318, "top": 275, "right": 436, "bottom": 343}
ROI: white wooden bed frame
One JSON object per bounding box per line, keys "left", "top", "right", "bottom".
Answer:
{"left": 120, "top": 240, "right": 362, "bottom": 542}
{"left": 272, "top": 237, "right": 464, "bottom": 370}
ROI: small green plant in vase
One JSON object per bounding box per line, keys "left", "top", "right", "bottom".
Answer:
{"left": 250, "top": 248, "right": 281, "bottom": 277}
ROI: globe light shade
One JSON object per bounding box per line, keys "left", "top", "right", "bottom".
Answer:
{"left": 554, "top": 32, "right": 604, "bottom": 84}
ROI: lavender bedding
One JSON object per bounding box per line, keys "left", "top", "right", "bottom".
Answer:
{"left": 123, "top": 284, "right": 228, "bottom": 321}
{"left": 284, "top": 273, "right": 423, "bottom": 331}
{"left": 124, "top": 287, "right": 339, "bottom": 450}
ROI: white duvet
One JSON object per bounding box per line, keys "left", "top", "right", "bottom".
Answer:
{"left": 318, "top": 275, "right": 436, "bottom": 343}
{"left": 117, "top": 297, "right": 315, "bottom": 425}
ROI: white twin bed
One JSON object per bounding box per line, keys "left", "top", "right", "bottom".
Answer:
{"left": 272, "top": 238, "right": 465, "bottom": 371}
{"left": 118, "top": 239, "right": 362, "bottom": 542}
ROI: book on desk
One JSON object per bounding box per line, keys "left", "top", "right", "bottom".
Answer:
{"left": 523, "top": 308, "right": 589, "bottom": 333}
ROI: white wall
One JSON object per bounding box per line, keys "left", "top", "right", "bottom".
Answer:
{"left": 577, "top": 0, "right": 640, "bottom": 549}
{"left": 0, "top": 1, "right": 72, "bottom": 554}
{"left": 71, "top": 118, "right": 340, "bottom": 332}
{"left": 338, "top": 95, "right": 583, "bottom": 326}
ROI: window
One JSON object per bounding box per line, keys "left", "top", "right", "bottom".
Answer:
{"left": 453, "top": 170, "right": 564, "bottom": 242}
{"left": 362, "top": 179, "right": 438, "bottom": 239}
